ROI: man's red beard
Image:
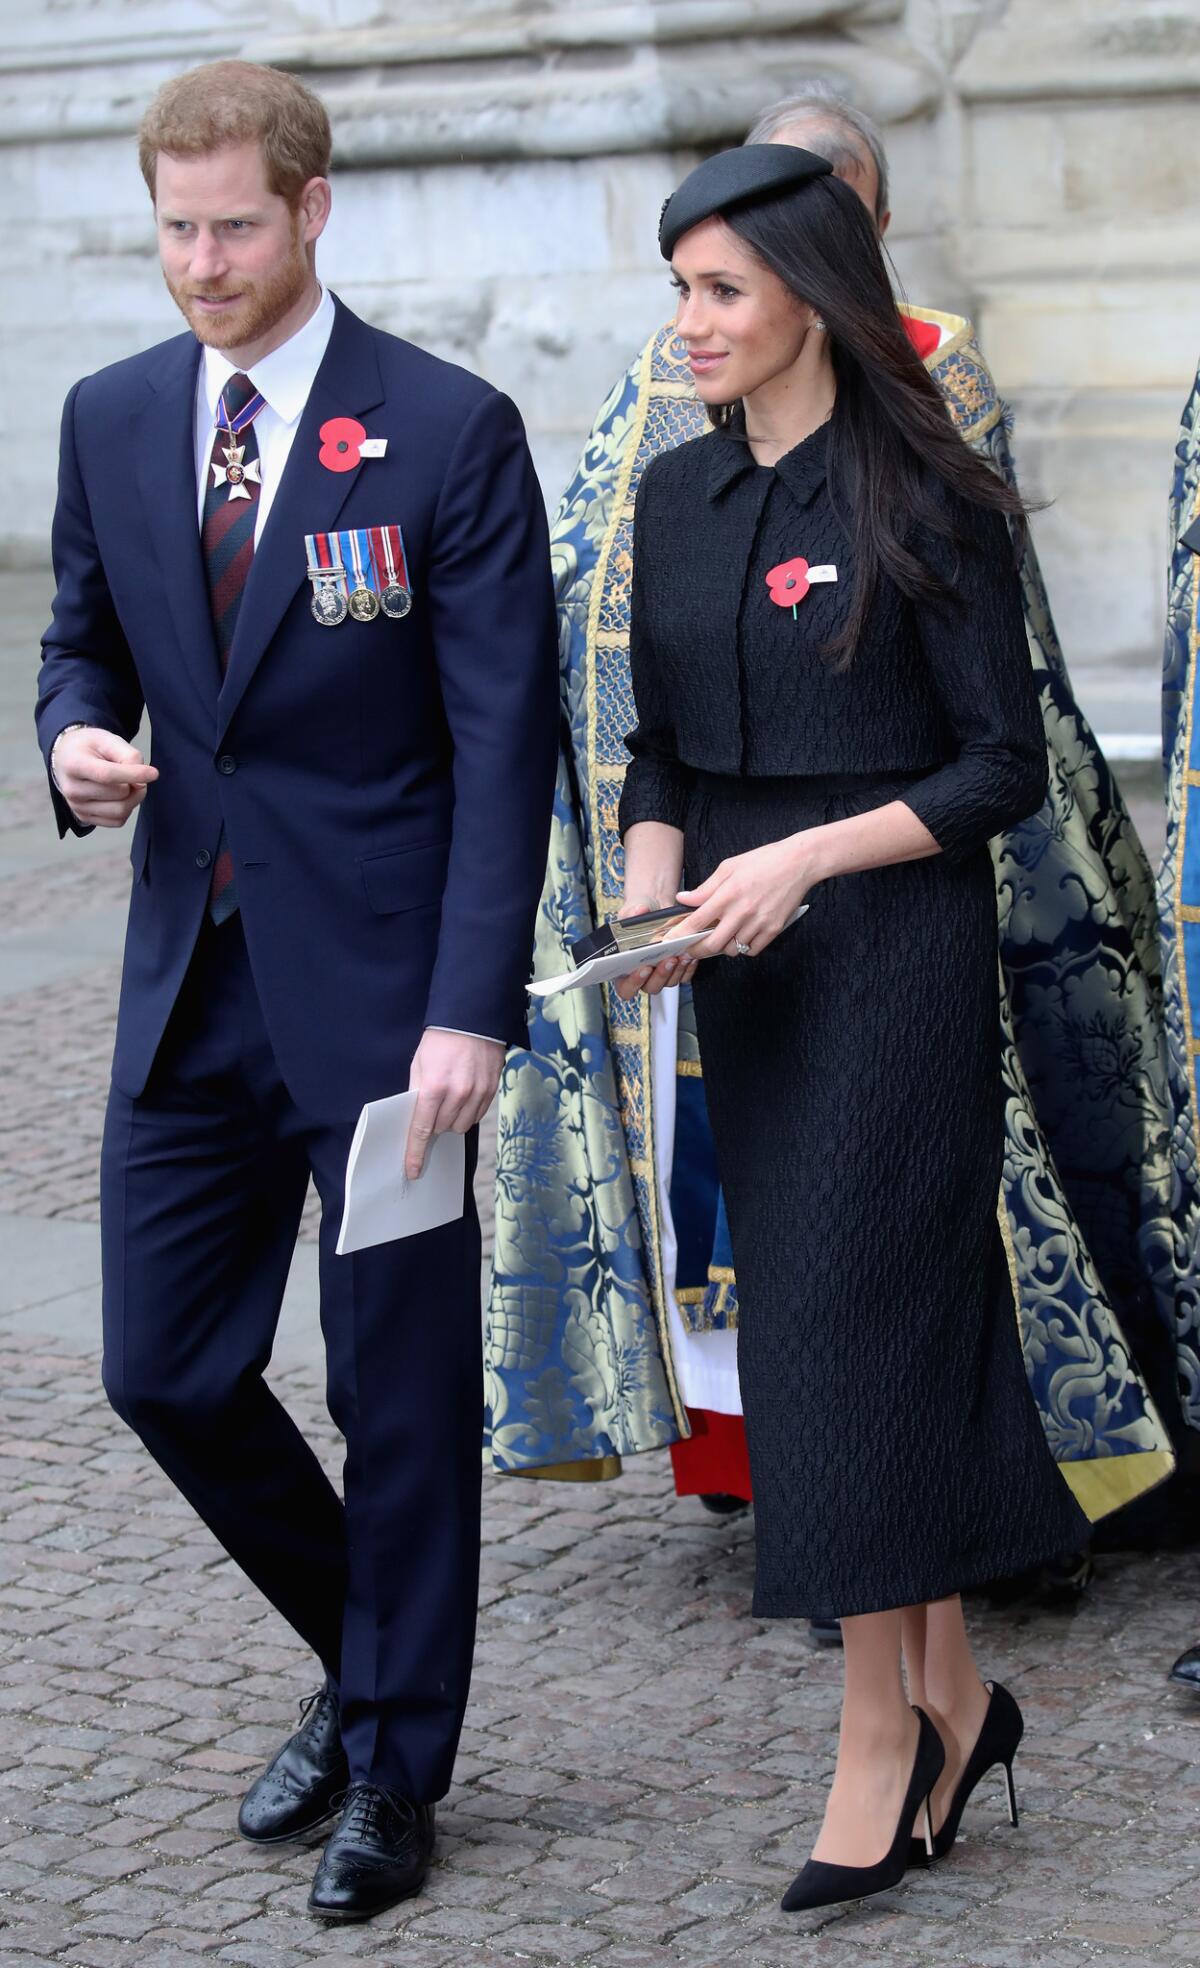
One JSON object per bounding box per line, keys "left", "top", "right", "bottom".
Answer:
{"left": 165, "top": 232, "right": 309, "bottom": 351}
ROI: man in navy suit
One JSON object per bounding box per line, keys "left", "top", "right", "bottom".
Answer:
{"left": 35, "top": 60, "right": 557, "bottom": 1922}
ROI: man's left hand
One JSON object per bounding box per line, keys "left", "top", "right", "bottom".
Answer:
{"left": 404, "top": 1030, "right": 505, "bottom": 1179}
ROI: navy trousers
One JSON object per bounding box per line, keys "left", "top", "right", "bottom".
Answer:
{"left": 100, "top": 913, "right": 483, "bottom": 1802}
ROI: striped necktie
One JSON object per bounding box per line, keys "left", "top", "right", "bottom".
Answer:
{"left": 201, "top": 371, "right": 264, "bottom": 922}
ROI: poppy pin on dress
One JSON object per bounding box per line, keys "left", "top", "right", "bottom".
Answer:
{"left": 766, "top": 556, "right": 838, "bottom": 620}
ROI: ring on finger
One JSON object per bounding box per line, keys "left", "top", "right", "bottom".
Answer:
{"left": 735, "top": 938, "right": 752, "bottom": 957}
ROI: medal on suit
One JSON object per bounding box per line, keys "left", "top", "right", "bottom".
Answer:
{"left": 212, "top": 384, "right": 267, "bottom": 502}
{"left": 305, "top": 533, "right": 350, "bottom": 626}
{"left": 311, "top": 577, "right": 349, "bottom": 626}
{"left": 304, "top": 525, "right": 413, "bottom": 627}
{"left": 344, "top": 529, "right": 380, "bottom": 621}
{"left": 374, "top": 523, "right": 413, "bottom": 618}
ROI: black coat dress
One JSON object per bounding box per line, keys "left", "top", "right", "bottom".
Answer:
{"left": 619, "top": 418, "right": 1088, "bottom": 1619}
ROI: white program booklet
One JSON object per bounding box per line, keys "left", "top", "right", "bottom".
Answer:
{"left": 527, "top": 906, "right": 809, "bottom": 1002}
{"left": 336, "top": 1090, "right": 465, "bottom": 1255}
{"left": 527, "top": 930, "right": 707, "bottom": 1000}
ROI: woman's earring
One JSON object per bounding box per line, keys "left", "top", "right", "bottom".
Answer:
{"left": 813, "top": 318, "right": 827, "bottom": 332}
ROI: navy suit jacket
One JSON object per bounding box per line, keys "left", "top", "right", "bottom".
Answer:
{"left": 36, "top": 297, "right": 558, "bottom": 1119}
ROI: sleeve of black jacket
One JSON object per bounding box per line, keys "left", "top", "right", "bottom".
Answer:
{"left": 619, "top": 464, "right": 691, "bottom": 837}
{"left": 421, "top": 388, "right": 559, "bottom": 1045}
{"left": 902, "top": 495, "right": 1047, "bottom": 864}
{"left": 35, "top": 380, "right": 146, "bottom": 839}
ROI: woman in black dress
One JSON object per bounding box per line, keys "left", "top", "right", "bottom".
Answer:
{"left": 616, "top": 146, "right": 1089, "bottom": 1913}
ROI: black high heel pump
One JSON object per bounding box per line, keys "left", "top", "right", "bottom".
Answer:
{"left": 908, "top": 1680, "right": 1023, "bottom": 1865}
{"left": 781, "top": 1706, "right": 945, "bottom": 1914}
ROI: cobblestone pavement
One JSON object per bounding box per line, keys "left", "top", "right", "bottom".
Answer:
{"left": 3, "top": 570, "right": 1199, "bottom": 1966}
{"left": 0, "top": 1341, "right": 1199, "bottom": 1968}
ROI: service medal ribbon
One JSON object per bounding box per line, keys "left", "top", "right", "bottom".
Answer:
{"left": 370, "top": 523, "right": 413, "bottom": 619}
{"left": 340, "top": 529, "right": 381, "bottom": 622}
{"left": 305, "top": 532, "right": 349, "bottom": 627}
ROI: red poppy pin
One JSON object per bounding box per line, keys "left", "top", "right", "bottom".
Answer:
{"left": 318, "top": 416, "right": 366, "bottom": 473}
{"left": 765, "top": 555, "right": 838, "bottom": 620}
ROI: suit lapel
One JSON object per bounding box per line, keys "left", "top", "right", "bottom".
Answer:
{"left": 136, "top": 336, "right": 220, "bottom": 714}
{"left": 216, "top": 301, "right": 385, "bottom": 741}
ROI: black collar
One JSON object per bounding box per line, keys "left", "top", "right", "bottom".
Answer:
{"left": 706, "top": 410, "right": 831, "bottom": 507}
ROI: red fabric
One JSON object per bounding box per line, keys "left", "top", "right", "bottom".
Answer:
{"left": 902, "top": 313, "right": 942, "bottom": 362}
{"left": 670, "top": 1407, "right": 753, "bottom": 1501}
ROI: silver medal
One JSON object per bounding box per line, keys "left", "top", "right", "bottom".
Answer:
{"left": 309, "top": 573, "right": 349, "bottom": 626}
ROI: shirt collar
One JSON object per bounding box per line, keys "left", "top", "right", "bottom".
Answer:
{"left": 201, "top": 283, "right": 336, "bottom": 429}
{"left": 706, "top": 407, "right": 831, "bottom": 507}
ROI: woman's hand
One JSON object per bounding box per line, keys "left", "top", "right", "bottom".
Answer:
{"left": 613, "top": 947, "right": 694, "bottom": 1001}
{"left": 677, "top": 831, "right": 827, "bottom": 960}
{"left": 612, "top": 889, "right": 699, "bottom": 1002}
{"left": 617, "top": 803, "right": 936, "bottom": 992}
{"left": 613, "top": 819, "right": 695, "bottom": 1002}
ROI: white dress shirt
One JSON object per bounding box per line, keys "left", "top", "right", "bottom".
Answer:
{"left": 194, "top": 283, "right": 335, "bottom": 541}
{"left": 192, "top": 286, "right": 500, "bottom": 1051}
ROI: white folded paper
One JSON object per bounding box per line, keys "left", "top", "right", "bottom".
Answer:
{"left": 336, "top": 1091, "right": 465, "bottom": 1255}
{"left": 528, "top": 905, "right": 810, "bottom": 1002}
{"left": 527, "top": 930, "right": 707, "bottom": 1000}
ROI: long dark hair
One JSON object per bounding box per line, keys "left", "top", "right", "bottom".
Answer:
{"left": 715, "top": 173, "right": 1028, "bottom": 667}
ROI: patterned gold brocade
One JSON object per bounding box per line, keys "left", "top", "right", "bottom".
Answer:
{"left": 1158, "top": 371, "right": 1200, "bottom": 1441}
{"left": 509, "top": 1455, "right": 623, "bottom": 1483}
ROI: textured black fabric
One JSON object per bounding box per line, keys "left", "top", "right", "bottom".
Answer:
{"left": 659, "top": 144, "right": 832, "bottom": 258}
{"left": 621, "top": 421, "right": 1086, "bottom": 1617}
{"left": 619, "top": 421, "right": 1048, "bottom": 862}
{"left": 683, "top": 774, "right": 1088, "bottom": 1618}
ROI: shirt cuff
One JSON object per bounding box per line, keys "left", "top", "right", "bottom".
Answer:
{"left": 425, "top": 1025, "right": 507, "bottom": 1046}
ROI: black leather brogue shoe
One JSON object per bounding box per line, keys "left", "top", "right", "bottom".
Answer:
{"left": 308, "top": 1785, "right": 435, "bottom": 1922}
{"left": 1169, "top": 1643, "right": 1200, "bottom": 1692}
{"left": 238, "top": 1685, "right": 349, "bottom": 1844}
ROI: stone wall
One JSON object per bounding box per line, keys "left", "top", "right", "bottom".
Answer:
{"left": 2, "top": 0, "right": 1196, "bottom": 725}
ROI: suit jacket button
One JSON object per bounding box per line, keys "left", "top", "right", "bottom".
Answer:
{"left": 217, "top": 754, "right": 237, "bottom": 774}
{"left": 195, "top": 849, "right": 212, "bottom": 869}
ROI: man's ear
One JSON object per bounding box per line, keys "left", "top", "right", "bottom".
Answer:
{"left": 298, "top": 176, "right": 332, "bottom": 246}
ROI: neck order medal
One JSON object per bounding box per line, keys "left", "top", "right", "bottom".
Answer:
{"left": 211, "top": 383, "right": 267, "bottom": 502}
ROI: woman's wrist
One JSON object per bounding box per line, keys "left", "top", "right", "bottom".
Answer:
{"left": 621, "top": 823, "right": 686, "bottom": 916}
{"left": 788, "top": 823, "right": 838, "bottom": 885}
